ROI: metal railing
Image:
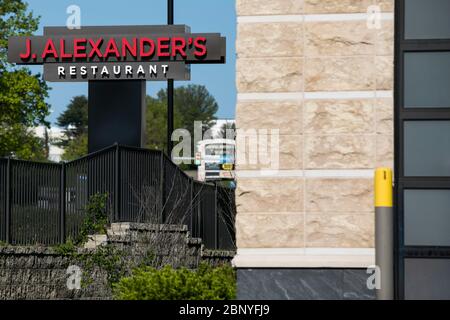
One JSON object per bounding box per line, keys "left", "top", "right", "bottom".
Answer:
{"left": 0, "top": 145, "right": 236, "bottom": 249}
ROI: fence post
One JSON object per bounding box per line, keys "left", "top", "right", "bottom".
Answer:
{"left": 160, "top": 152, "right": 165, "bottom": 224}
{"left": 199, "top": 185, "right": 203, "bottom": 242}
{"left": 5, "top": 158, "right": 11, "bottom": 244}
{"left": 190, "top": 178, "right": 194, "bottom": 235}
{"left": 114, "top": 144, "right": 120, "bottom": 222}
{"left": 60, "top": 162, "right": 66, "bottom": 244}
{"left": 214, "top": 184, "right": 218, "bottom": 250}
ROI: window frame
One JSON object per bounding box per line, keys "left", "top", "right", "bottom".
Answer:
{"left": 395, "top": 0, "right": 450, "bottom": 300}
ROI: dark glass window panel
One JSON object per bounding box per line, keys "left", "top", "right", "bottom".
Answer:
{"left": 404, "top": 121, "right": 450, "bottom": 176}
{"left": 405, "top": 0, "right": 450, "bottom": 40}
{"left": 404, "top": 190, "right": 450, "bottom": 246}
{"left": 405, "top": 259, "right": 450, "bottom": 300}
{"left": 404, "top": 52, "right": 450, "bottom": 108}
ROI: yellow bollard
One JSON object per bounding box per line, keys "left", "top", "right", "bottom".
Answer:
{"left": 374, "top": 168, "right": 394, "bottom": 300}
{"left": 375, "top": 168, "right": 393, "bottom": 208}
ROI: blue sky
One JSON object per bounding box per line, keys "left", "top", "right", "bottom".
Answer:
{"left": 24, "top": 0, "right": 236, "bottom": 125}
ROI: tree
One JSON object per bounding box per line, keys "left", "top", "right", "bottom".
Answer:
{"left": 55, "top": 95, "right": 88, "bottom": 161}
{"left": 148, "top": 85, "right": 218, "bottom": 152}
{"left": 57, "top": 84, "right": 219, "bottom": 159}
{"left": 156, "top": 85, "right": 218, "bottom": 135}
{"left": 0, "top": 124, "right": 47, "bottom": 160}
{"left": 61, "top": 133, "right": 87, "bottom": 161}
{"left": 0, "top": 0, "right": 50, "bottom": 160}
{"left": 56, "top": 95, "right": 88, "bottom": 144}
{"left": 146, "top": 96, "right": 183, "bottom": 152}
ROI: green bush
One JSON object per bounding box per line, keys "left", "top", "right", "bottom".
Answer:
{"left": 76, "top": 193, "right": 109, "bottom": 244}
{"left": 54, "top": 237, "right": 77, "bottom": 256}
{"left": 113, "top": 263, "right": 236, "bottom": 300}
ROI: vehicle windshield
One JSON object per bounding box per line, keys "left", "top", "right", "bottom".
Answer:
{"left": 204, "top": 144, "right": 235, "bottom": 162}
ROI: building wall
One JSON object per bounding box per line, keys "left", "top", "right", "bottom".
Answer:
{"left": 238, "top": 269, "right": 374, "bottom": 300}
{"left": 234, "top": 0, "right": 394, "bottom": 288}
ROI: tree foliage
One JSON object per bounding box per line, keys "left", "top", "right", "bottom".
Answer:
{"left": 61, "top": 133, "right": 87, "bottom": 161}
{"left": 0, "top": 0, "right": 40, "bottom": 67}
{"left": 147, "top": 85, "right": 218, "bottom": 152}
{"left": 56, "top": 95, "right": 88, "bottom": 161}
{"left": 0, "top": 124, "right": 47, "bottom": 160}
{"left": 145, "top": 96, "right": 182, "bottom": 152}
{"left": 56, "top": 85, "right": 219, "bottom": 160}
{"left": 57, "top": 95, "right": 88, "bottom": 143}
{"left": 0, "top": 0, "right": 50, "bottom": 160}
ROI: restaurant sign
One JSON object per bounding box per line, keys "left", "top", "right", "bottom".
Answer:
{"left": 8, "top": 25, "right": 226, "bottom": 82}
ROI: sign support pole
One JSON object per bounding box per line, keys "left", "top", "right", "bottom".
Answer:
{"left": 167, "top": 0, "right": 174, "bottom": 157}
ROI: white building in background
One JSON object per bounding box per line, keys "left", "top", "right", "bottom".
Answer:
{"left": 34, "top": 126, "right": 65, "bottom": 162}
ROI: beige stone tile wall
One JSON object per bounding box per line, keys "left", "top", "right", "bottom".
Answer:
{"left": 235, "top": 0, "right": 394, "bottom": 251}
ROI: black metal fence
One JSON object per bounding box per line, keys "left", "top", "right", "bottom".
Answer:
{"left": 0, "top": 145, "right": 236, "bottom": 249}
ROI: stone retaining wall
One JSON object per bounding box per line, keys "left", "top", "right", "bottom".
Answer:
{"left": 0, "top": 223, "right": 235, "bottom": 300}
{"left": 0, "top": 247, "right": 110, "bottom": 300}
